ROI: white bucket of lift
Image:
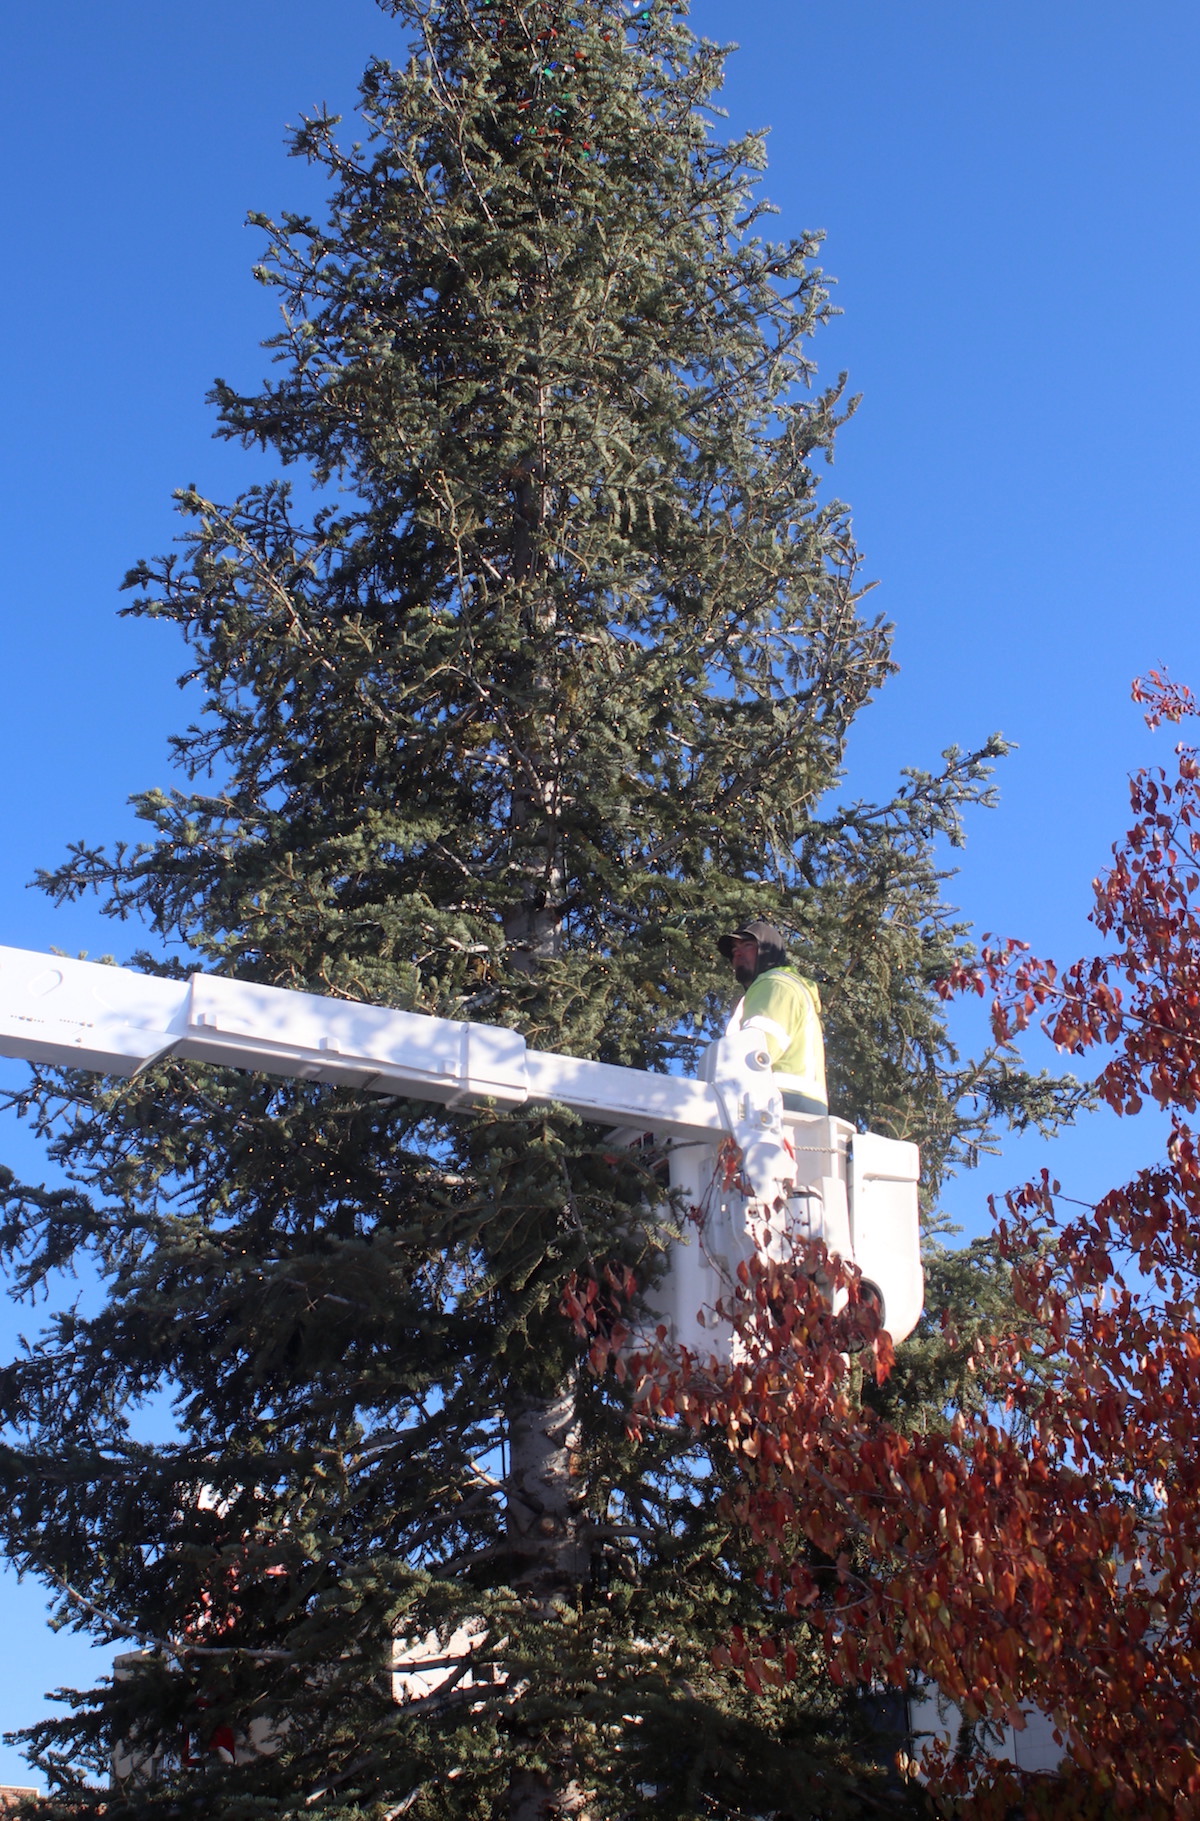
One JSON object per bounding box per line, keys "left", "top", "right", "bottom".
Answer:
{"left": 637, "top": 1114, "right": 923, "bottom": 1362}
{"left": 626, "top": 1138, "right": 731, "bottom": 1360}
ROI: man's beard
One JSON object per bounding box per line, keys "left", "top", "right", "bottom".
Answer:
{"left": 733, "top": 961, "right": 756, "bottom": 988}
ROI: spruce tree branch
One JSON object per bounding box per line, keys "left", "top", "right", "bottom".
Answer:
{"left": 416, "top": 16, "right": 497, "bottom": 229}
{"left": 304, "top": 1655, "right": 490, "bottom": 1805}
{"left": 38, "top": 1564, "right": 298, "bottom": 1663}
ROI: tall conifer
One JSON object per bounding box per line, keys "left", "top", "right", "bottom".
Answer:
{"left": 0, "top": 3, "right": 1078, "bottom": 1816}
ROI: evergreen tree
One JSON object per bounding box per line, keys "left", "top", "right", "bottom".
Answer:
{"left": 0, "top": 2, "right": 1079, "bottom": 1815}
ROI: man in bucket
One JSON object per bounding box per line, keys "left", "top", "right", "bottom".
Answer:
{"left": 715, "top": 917, "right": 856, "bottom": 1301}
{"left": 718, "top": 918, "right": 828, "bottom": 1117}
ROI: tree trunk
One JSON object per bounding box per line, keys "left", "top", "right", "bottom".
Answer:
{"left": 507, "top": 1379, "right": 586, "bottom": 1608}
{"left": 506, "top": 1381, "right": 592, "bottom": 1821}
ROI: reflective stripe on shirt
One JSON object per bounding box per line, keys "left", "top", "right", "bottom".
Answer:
{"left": 743, "top": 1013, "right": 791, "bottom": 1050}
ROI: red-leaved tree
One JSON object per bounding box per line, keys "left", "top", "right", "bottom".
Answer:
{"left": 591, "top": 674, "right": 1200, "bottom": 1819}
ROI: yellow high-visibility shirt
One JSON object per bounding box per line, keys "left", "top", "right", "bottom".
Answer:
{"left": 727, "top": 965, "right": 827, "bottom": 1111}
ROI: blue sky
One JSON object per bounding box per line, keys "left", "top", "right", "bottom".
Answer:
{"left": 1, "top": 0, "right": 1198, "bottom": 1784}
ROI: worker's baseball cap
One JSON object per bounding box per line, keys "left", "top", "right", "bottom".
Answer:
{"left": 717, "top": 918, "right": 787, "bottom": 960}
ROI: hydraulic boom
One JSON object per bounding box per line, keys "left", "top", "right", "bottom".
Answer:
{"left": 0, "top": 944, "right": 923, "bottom": 1349}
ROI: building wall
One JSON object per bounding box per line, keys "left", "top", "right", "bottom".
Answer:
{"left": 909, "top": 1683, "right": 1064, "bottom": 1775}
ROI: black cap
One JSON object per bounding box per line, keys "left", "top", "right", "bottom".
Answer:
{"left": 717, "top": 918, "right": 787, "bottom": 966}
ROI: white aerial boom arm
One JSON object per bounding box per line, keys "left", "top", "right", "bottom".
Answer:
{"left": 0, "top": 944, "right": 923, "bottom": 1349}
